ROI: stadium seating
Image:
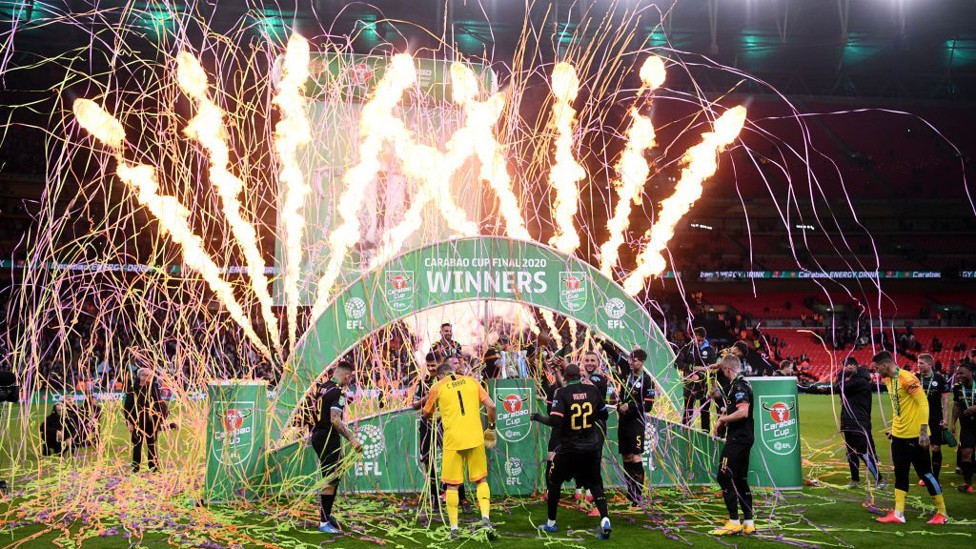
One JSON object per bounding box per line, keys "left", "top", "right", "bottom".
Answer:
{"left": 763, "top": 327, "right": 976, "bottom": 381}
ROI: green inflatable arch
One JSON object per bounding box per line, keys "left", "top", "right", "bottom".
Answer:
{"left": 270, "top": 236, "right": 678, "bottom": 441}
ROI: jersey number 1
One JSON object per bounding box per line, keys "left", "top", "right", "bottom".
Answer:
{"left": 569, "top": 402, "right": 593, "bottom": 430}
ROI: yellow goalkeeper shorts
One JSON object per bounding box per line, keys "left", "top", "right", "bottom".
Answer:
{"left": 441, "top": 445, "right": 488, "bottom": 485}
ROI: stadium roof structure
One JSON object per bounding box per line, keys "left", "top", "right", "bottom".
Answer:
{"left": 1, "top": 0, "right": 976, "bottom": 100}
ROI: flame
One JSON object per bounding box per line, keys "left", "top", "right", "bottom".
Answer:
{"left": 73, "top": 100, "right": 273, "bottom": 361}
{"left": 310, "top": 54, "right": 417, "bottom": 320}
{"left": 460, "top": 85, "right": 530, "bottom": 241}
{"left": 547, "top": 62, "right": 585, "bottom": 255}
{"left": 599, "top": 56, "right": 666, "bottom": 275}
{"left": 623, "top": 106, "right": 747, "bottom": 295}
{"left": 541, "top": 309, "right": 563, "bottom": 348}
{"left": 272, "top": 34, "right": 313, "bottom": 356}
{"left": 72, "top": 99, "right": 125, "bottom": 150}
{"left": 176, "top": 52, "right": 284, "bottom": 358}
{"left": 367, "top": 62, "right": 492, "bottom": 268}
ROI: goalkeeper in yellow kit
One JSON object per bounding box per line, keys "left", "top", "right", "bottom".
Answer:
{"left": 422, "top": 361, "right": 498, "bottom": 540}
{"left": 872, "top": 351, "right": 949, "bottom": 525}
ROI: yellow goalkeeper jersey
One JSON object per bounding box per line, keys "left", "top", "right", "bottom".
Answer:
{"left": 423, "top": 374, "right": 489, "bottom": 451}
{"left": 886, "top": 368, "right": 929, "bottom": 439}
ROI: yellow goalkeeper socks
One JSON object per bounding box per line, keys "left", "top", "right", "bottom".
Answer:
{"left": 477, "top": 481, "right": 491, "bottom": 519}
{"left": 446, "top": 489, "right": 459, "bottom": 528}
{"left": 933, "top": 494, "right": 946, "bottom": 516}
{"left": 894, "top": 489, "right": 907, "bottom": 516}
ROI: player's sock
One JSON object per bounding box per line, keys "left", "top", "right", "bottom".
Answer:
{"left": 734, "top": 477, "right": 753, "bottom": 520}
{"left": 729, "top": 519, "right": 741, "bottom": 526}
{"left": 446, "top": 489, "right": 459, "bottom": 528}
{"left": 894, "top": 489, "right": 907, "bottom": 517}
{"left": 594, "top": 494, "right": 609, "bottom": 519}
{"left": 547, "top": 482, "right": 560, "bottom": 521}
{"left": 847, "top": 452, "right": 860, "bottom": 483}
{"left": 744, "top": 519, "right": 755, "bottom": 527}
{"left": 717, "top": 470, "right": 738, "bottom": 520}
{"left": 632, "top": 463, "right": 645, "bottom": 501}
{"left": 321, "top": 493, "right": 335, "bottom": 521}
{"left": 931, "top": 450, "right": 943, "bottom": 481}
{"left": 546, "top": 519, "right": 556, "bottom": 527}
{"left": 476, "top": 481, "right": 491, "bottom": 519}
{"left": 623, "top": 462, "right": 640, "bottom": 502}
{"left": 932, "top": 494, "right": 947, "bottom": 516}
{"left": 962, "top": 460, "right": 973, "bottom": 485}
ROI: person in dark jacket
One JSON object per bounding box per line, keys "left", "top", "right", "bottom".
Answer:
{"left": 41, "top": 402, "right": 74, "bottom": 456}
{"left": 835, "top": 358, "right": 884, "bottom": 489}
{"left": 123, "top": 368, "right": 167, "bottom": 472}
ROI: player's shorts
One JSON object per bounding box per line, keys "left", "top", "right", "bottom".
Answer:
{"left": 717, "top": 438, "right": 753, "bottom": 480}
{"left": 618, "top": 421, "right": 645, "bottom": 455}
{"left": 549, "top": 449, "right": 602, "bottom": 489}
{"left": 960, "top": 424, "right": 976, "bottom": 450}
{"left": 441, "top": 445, "right": 488, "bottom": 485}
{"left": 311, "top": 430, "right": 342, "bottom": 484}
{"left": 928, "top": 422, "right": 945, "bottom": 446}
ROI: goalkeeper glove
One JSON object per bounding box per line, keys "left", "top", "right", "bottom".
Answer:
{"left": 484, "top": 424, "right": 497, "bottom": 449}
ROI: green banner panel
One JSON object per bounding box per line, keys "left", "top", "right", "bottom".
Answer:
{"left": 747, "top": 376, "right": 803, "bottom": 489}
{"left": 273, "top": 236, "right": 680, "bottom": 442}
{"left": 205, "top": 381, "right": 269, "bottom": 503}
{"left": 265, "top": 380, "right": 722, "bottom": 496}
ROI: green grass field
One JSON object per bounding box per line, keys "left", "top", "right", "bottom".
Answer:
{"left": 0, "top": 394, "right": 974, "bottom": 548}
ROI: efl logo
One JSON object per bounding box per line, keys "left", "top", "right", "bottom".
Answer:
{"left": 767, "top": 402, "right": 790, "bottom": 423}
{"left": 223, "top": 409, "right": 244, "bottom": 430}
{"left": 503, "top": 394, "right": 522, "bottom": 413}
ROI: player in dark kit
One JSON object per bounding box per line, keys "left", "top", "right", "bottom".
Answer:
{"left": 917, "top": 354, "right": 950, "bottom": 483}
{"left": 412, "top": 352, "right": 441, "bottom": 510}
{"left": 950, "top": 362, "right": 976, "bottom": 493}
{"left": 617, "top": 348, "right": 655, "bottom": 506}
{"left": 711, "top": 355, "right": 757, "bottom": 536}
{"left": 531, "top": 364, "right": 612, "bottom": 540}
{"left": 309, "top": 362, "right": 362, "bottom": 534}
{"left": 540, "top": 354, "right": 566, "bottom": 501}
{"left": 574, "top": 350, "right": 610, "bottom": 507}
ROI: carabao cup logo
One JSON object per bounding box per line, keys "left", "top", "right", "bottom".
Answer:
{"left": 767, "top": 401, "right": 791, "bottom": 423}
{"left": 211, "top": 403, "right": 255, "bottom": 466}
{"left": 223, "top": 409, "right": 244, "bottom": 430}
{"left": 558, "top": 271, "right": 588, "bottom": 312}
{"left": 503, "top": 394, "right": 522, "bottom": 413}
{"left": 759, "top": 396, "right": 798, "bottom": 456}
{"left": 495, "top": 387, "right": 532, "bottom": 443}
{"left": 385, "top": 271, "right": 415, "bottom": 312}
